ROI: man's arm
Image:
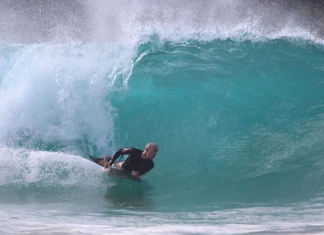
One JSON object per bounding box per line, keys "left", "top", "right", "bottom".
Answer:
{"left": 108, "top": 148, "right": 133, "bottom": 166}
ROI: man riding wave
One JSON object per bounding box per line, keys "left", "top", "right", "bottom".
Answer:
{"left": 90, "top": 143, "right": 158, "bottom": 179}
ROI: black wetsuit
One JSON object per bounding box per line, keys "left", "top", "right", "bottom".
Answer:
{"left": 110, "top": 147, "right": 154, "bottom": 176}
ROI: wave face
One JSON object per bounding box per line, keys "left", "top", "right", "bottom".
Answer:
{"left": 1, "top": 1, "right": 324, "bottom": 234}
{"left": 115, "top": 39, "right": 324, "bottom": 205}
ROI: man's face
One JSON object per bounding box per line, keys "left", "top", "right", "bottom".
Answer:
{"left": 146, "top": 146, "right": 158, "bottom": 159}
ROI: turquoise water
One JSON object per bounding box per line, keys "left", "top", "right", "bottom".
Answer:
{"left": 1, "top": 1, "right": 324, "bottom": 234}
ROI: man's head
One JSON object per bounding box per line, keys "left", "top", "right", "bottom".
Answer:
{"left": 143, "top": 143, "right": 158, "bottom": 160}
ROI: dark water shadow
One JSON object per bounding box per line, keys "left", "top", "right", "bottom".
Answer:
{"left": 104, "top": 180, "right": 156, "bottom": 211}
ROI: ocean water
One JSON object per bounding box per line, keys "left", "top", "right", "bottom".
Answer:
{"left": 1, "top": 1, "right": 324, "bottom": 234}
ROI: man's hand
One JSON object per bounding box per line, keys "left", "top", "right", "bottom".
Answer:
{"left": 131, "top": 171, "right": 140, "bottom": 178}
{"left": 103, "top": 160, "right": 112, "bottom": 168}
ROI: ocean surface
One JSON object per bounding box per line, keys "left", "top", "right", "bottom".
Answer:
{"left": 1, "top": 1, "right": 324, "bottom": 234}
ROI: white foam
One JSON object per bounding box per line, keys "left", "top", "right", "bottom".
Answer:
{"left": 0, "top": 147, "right": 103, "bottom": 186}
{"left": 0, "top": 44, "right": 136, "bottom": 153}
{"left": 1, "top": 204, "right": 324, "bottom": 235}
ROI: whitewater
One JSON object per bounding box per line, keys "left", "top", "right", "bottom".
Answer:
{"left": 1, "top": 0, "right": 324, "bottom": 234}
